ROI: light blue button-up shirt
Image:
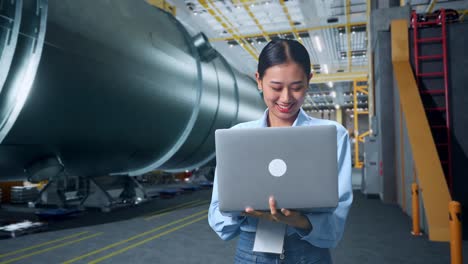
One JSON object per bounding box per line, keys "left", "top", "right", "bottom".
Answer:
{"left": 208, "top": 108, "right": 353, "bottom": 248}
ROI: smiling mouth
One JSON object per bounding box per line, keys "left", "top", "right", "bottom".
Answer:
{"left": 275, "top": 103, "right": 294, "bottom": 113}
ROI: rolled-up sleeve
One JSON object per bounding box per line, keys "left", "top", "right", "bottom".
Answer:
{"left": 208, "top": 169, "right": 246, "bottom": 241}
{"left": 295, "top": 128, "right": 353, "bottom": 248}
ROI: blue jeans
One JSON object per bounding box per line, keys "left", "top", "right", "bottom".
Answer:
{"left": 234, "top": 231, "right": 332, "bottom": 264}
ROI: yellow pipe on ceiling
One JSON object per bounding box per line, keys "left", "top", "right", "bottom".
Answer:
{"left": 278, "top": 0, "right": 304, "bottom": 45}
{"left": 240, "top": 0, "right": 271, "bottom": 42}
{"left": 209, "top": 22, "right": 367, "bottom": 42}
{"left": 199, "top": 0, "right": 259, "bottom": 60}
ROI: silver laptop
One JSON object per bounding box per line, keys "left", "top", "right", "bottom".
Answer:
{"left": 215, "top": 125, "right": 338, "bottom": 213}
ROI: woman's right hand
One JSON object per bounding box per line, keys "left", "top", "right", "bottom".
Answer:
{"left": 242, "top": 196, "right": 312, "bottom": 232}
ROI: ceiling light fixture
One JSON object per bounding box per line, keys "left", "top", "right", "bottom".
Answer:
{"left": 313, "top": 36, "right": 323, "bottom": 52}
{"left": 323, "top": 64, "right": 329, "bottom": 74}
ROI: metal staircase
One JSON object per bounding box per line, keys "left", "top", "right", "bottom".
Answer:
{"left": 411, "top": 9, "right": 452, "bottom": 193}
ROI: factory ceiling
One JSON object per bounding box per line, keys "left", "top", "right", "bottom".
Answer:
{"left": 168, "top": 0, "right": 466, "bottom": 111}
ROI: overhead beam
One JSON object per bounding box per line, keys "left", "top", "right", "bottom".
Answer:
{"left": 278, "top": 0, "right": 304, "bottom": 45}
{"left": 310, "top": 72, "right": 368, "bottom": 83}
{"left": 199, "top": 0, "right": 259, "bottom": 60}
{"left": 209, "top": 22, "right": 367, "bottom": 42}
{"left": 239, "top": 0, "right": 271, "bottom": 42}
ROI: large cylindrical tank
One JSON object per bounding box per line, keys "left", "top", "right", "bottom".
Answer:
{"left": 0, "top": 0, "right": 265, "bottom": 181}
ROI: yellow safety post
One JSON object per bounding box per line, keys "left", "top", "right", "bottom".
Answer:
{"left": 411, "top": 183, "right": 423, "bottom": 236}
{"left": 449, "top": 201, "right": 462, "bottom": 264}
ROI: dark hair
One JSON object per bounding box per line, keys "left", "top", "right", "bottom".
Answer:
{"left": 257, "top": 39, "right": 311, "bottom": 79}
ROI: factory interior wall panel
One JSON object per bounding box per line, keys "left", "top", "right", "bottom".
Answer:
{"left": 394, "top": 88, "right": 403, "bottom": 210}
{"left": 394, "top": 83, "right": 428, "bottom": 230}
{"left": 370, "top": 5, "right": 411, "bottom": 49}
{"left": 370, "top": 5, "right": 411, "bottom": 204}
{"left": 373, "top": 0, "right": 401, "bottom": 9}
{"left": 374, "top": 30, "right": 396, "bottom": 203}
{"left": 447, "top": 22, "right": 468, "bottom": 238}
{"left": 369, "top": 5, "right": 411, "bottom": 204}
{"left": 402, "top": 118, "right": 414, "bottom": 225}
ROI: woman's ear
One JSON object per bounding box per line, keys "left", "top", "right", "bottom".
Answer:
{"left": 255, "top": 72, "right": 262, "bottom": 91}
{"left": 308, "top": 72, "right": 313, "bottom": 82}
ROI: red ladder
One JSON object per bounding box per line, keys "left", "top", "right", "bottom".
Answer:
{"left": 411, "top": 9, "right": 452, "bottom": 193}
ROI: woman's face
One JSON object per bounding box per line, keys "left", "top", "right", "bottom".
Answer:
{"left": 256, "top": 62, "right": 312, "bottom": 126}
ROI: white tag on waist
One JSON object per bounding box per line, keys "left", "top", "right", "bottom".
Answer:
{"left": 253, "top": 218, "right": 286, "bottom": 254}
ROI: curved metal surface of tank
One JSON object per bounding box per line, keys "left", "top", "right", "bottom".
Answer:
{"left": 0, "top": 0, "right": 265, "bottom": 181}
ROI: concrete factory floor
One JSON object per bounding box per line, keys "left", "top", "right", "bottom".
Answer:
{"left": 0, "top": 174, "right": 466, "bottom": 264}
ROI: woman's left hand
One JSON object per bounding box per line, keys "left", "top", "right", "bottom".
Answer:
{"left": 242, "top": 196, "right": 312, "bottom": 232}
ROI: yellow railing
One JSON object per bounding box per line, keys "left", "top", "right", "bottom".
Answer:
{"left": 353, "top": 79, "right": 369, "bottom": 168}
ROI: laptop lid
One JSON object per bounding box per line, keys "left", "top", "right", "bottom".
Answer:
{"left": 215, "top": 125, "right": 338, "bottom": 212}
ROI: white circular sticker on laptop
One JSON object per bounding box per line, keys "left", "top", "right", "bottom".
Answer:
{"left": 268, "top": 159, "right": 287, "bottom": 177}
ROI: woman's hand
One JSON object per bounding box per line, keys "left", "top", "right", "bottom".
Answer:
{"left": 242, "top": 196, "right": 312, "bottom": 232}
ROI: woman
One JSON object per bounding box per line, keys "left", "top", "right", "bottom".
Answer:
{"left": 208, "top": 39, "right": 353, "bottom": 264}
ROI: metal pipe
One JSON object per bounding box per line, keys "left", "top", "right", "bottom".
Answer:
{"left": 0, "top": 0, "right": 265, "bottom": 181}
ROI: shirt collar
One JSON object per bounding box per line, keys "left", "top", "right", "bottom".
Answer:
{"left": 260, "top": 107, "right": 308, "bottom": 127}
